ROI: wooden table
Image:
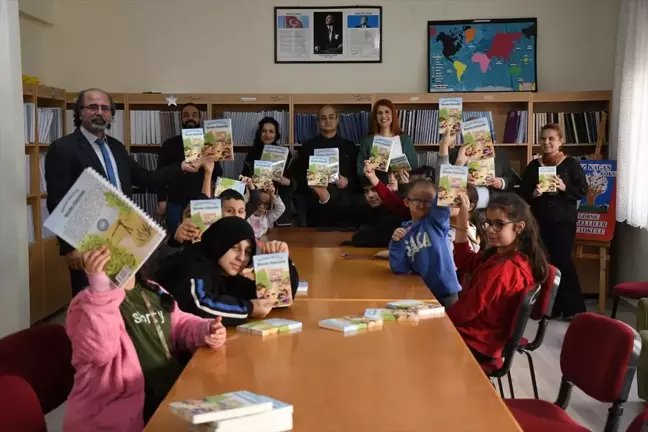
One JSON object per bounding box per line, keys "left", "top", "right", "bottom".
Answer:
{"left": 146, "top": 300, "right": 521, "bottom": 432}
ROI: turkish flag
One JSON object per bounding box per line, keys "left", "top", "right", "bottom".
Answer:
{"left": 287, "top": 17, "right": 303, "bottom": 28}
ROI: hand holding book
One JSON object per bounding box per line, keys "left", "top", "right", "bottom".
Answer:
{"left": 262, "top": 240, "right": 289, "bottom": 255}
{"left": 363, "top": 160, "right": 379, "bottom": 186}
{"left": 250, "top": 298, "right": 274, "bottom": 318}
{"left": 83, "top": 246, "right": 111, "bottom": 275}
{"left": 181, "top": 160, "right": 201, "bottom": 173}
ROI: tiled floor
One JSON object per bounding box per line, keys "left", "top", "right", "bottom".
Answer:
{"left": 44, "top": 299, "right": 645, "bottom": 431}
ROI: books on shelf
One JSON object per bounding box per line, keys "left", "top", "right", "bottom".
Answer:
{"left": 307, "top": 156, "right": 330, "bottom": 187}
{"left": 437, "top": 165, "right": 468, "bottom": 207}
{"left": 294, "top": 111, "right": 370, "bottom": 144}
{"left": 313, "top": 148, "right": 340, "bottom": 182}
{"left": 203, "top": 119, "right": 234, "bottom": 161}
{"left": 538, "top": 166, "right": 557, "bottom": 193}
{"left": 27, "top": 205, "right": 35, "bottom": 245}
{"left": 220, "top": 152, "right": 247, "bottom": 180}
{"left": 43, "top": 167, "right": 166, "bottom": 287}
{"left": 222, "top": 111, "right": 290, "bottom": 146}
{"left": 260, "top": 145, "right": 289, "bottom": 181}
{"left": 533, "top": 111, "right": 608, "bottom": 144}
{"left": 24, "top": 103, "right": 35, "bottom": 143}
{"left": 182, "top": 129, "right": 205, "bottom": 163}
{"left": 237, "top": 318, "right": 302, "bottom": 336}
{"left": 190, "top": 200, "right": 222, "bottom": 239}
{"left": 169, "top": 391, "right": 274, "bottom": 425}
{"left": 129, "top": 110, "right": 208, "bottom": 145}
{"left": 253, "top": 253, "right": 293, "bottom": 308}
{"left": 66, "top": 109, "right": 125, "bottom": 142}
{"left": 369, "top": 136, "right": 393, "bottom": 172}
{"left": 131, "top": 152, "right": 159, "bottom": 171}
{"left": 439, "top": 97, "right": 463, "bottom": 135}
{"left": 37, "top": 107, "right": 63, "bottom": 145}
{"left": 214, "top": 177, "right": 246, "bottom": 197}
{"left": 25, "top": 155, "right": 31, "bottom": 194}
{"left": 503, "top": 111, "right": 528, "bottom": 144}
{"left": 39, "top": 153, "right": 47, "bottom": 193}
{"left": 319, "top": 315, "right": 383, "bottom": 333}
{"left": 252, "top": 160, "right": 274, "bottom": 190}
{"left": 399, "top": 109, "right": 502, "bottom": 145}
{"left": 132, "top": 193, "right": 159, "bottom": 223}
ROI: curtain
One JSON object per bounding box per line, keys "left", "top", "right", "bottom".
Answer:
{"left": 612, "top": 0, "right": 648, "bottom": 228}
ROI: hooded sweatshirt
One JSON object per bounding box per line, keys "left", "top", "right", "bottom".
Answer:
{"left": 447, "top": 242, "right": 535, "bottom": 358}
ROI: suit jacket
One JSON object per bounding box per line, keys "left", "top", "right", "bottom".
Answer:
{"left": 315, "top": 25, "right": 343, "bottom": 51}
{"left": 45, "top": 128, "right": 183, "bottom": 255}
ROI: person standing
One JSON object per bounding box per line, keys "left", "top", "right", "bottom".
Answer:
{"left": 156, "top": 103, "right": 223, "bottom": 235}
{"left": 518, "top": 123, "right": 587, "bottom": 319}
{"left": 295, "top": 105, "right": 357, "bottom": 227}
{"left": 357, "top": 99, "right": 418, "bottom": 185}
{"left": 45, "top": 88, "right": 202, "bottom": 296}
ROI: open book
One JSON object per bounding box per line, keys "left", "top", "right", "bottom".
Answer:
{"left": 43, "top": 168, "right": 166, "bottom": 287}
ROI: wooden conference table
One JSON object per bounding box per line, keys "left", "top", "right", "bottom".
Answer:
{"left": 146, "top": 230, "right": 521, "bottom": 431}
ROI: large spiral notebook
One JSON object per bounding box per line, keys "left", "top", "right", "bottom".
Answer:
{"left": 44, "top": 167, "right": 166, "bottom": 287}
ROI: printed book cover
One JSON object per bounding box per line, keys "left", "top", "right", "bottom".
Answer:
{"left": 169, "top": 391, "right": 273, "bottom": 424}
{"left": 237, "top": 318, "right": 302, "bottom": 336}
{"left": 386, "top": 300, "right": 427, "bottom": 310}
{"left": 369, "top": 136, "right": 393, "bottom": 172}
{"left": 389, "top": 154, "right": 411, "bottom": 173}
{"left": 214, "top": 177, "right": 246, "bottom": 197}
{"left": 260, "top": 145, "right": 289, "bottom": 181}
{"left": 190, "top": 200, "right": 222, "bottom": 241}
{"left": 203, "top": 119, "right": 234, "bottom": 161}
{"left": 253, "top": 253, "right": 293, "bottom": 308}
{"left": 439, "top": 97, "right": 463, "bottom": 135}
{"left": 182, "top": 128, "right": 205, "bottom": 163}
{"left": 43, "top": 168, "right": 166, "bottom": 287}
{"left": 467, "top": 158, "right": 495, "bottom": 186}
{"left": 461, "top": 118, "right": 495, "bottom": 161}
{"left": 252, "top": 160, "right": 274, "bottom": 191}
{"left": 314, "top": 147, "right": 340, "bottom": 182}
{"left": 307, "top": 156, "right": 330, "bottom": 187}
{"left": 437, "top": 164, "right": 468, "bottom": 207}
{"left": 538, "top": 166, "right": 557, "bottom": 193}
{"left": 576, "top": 160, "right": 617, "bottom": 242}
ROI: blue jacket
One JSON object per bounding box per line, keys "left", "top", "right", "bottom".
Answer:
{"left": 389, "top": 197, "right": 461, "bottom": 298}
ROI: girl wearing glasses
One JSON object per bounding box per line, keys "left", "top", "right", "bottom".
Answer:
{"left": 447, "top": 192, "right": 548, "bottom": 363}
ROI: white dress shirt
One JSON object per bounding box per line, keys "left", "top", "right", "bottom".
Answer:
{"left": 80, "top": 126, "right": 123, "bottom": 190}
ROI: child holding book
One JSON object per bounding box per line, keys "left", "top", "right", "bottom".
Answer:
{"left": 64, "top": 247, "right": 226, "bottom": 431}
{"left": 156, "top": 216, "right": 299, "bottom": 327}
{"left": 447, "top": 192, "right": 548, "bottom": 362}
{"left": 248, "top": 184, "right": 286, "bottom": 239}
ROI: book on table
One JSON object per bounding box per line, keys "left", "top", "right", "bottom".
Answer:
{"left": 253, "top": 252, "right": 292, "bottom": 308}
{"left": 296, "top": 280, "right": 308, "bottom": 295}
{"left": 203, "top": 119, "right": 234, "bottom": 161}
{"left": 313, "top": 147, "right": 340, "bottom": 182}
{"left": 214, "top": 177, "right": 246, "bottom": 197}
{"left": 252, "top": 160, "right": 274, "bottom": 191}
{"left": 386, "top": 300, "right": 427, "bottom": 309}
{"left": 43, "top": 167, "right": 166, "bottom": 288}
{"left": 439, "top": 97, "right": 463, "bottom": 136}
{"left": 538, "top": 166, "right": 557, "bottom": 193}
{"left": 260, "top": 144, "right": 289, "bottom": 181}
{"left": 237, "top": 318, "right": 302, "bottom": 336}
{"left": 369, "top": 136, "right": 393, "bottom": 172}
{"left": 319, "top": 314, "right": 384, "bottom": 333}
{"left": 461, "top": 117, "right": 495, "bottom": 161}
{"left": 437, "top": 165, "right": 468, "bottom": 207}
{"left": 307, "top": 156, "right": 330, "bottom": 187}
{"left": 190, "top": 199, "right": 222, "bottom": 241}
{"left": 365, "top": 303, "right": 445, "bottom": 321}
{"left": 182, "top": 128, "right": 205, "bottom": 163}
{"left": 169, "top": 391, "right": 274, "bottom": 424}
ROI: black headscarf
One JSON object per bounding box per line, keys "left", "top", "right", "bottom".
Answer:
{"left": 199, "top": 216, "right": 257, "bottom": 262}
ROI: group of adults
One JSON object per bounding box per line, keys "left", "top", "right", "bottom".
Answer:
{"left": 44, "top": 87, "right": 587, "bottom": 320}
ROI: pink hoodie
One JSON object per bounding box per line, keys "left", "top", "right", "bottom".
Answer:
{"left": 63, "top": 273, "right": 221, "bottom": 432}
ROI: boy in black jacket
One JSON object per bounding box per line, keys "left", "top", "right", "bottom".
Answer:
{"left": 156, "top": 216, "right": 299, "bottom": 326}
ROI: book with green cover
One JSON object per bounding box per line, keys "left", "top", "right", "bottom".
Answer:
{"left": 389, "top": 154, "right": 411, "bottom": 173}
{"left": 461, "top": 118, "right": 495, "bottom": 162}
{"left": 203, "top": 119, "right": 234, "bottom": 161}
{"left": 253, "top": 253, "right": 292, "bottom": 308}
{"left": 386, "top": 300, "right": 427, "bottom": 310}
{"left": 43, "top": 168, "right": 166, "bottom": 287}
{"left": 314, "top": 147, "right": 340, "bottom": 182}
{"left": 252, "top": 160, "right": 274, "bottom": 191}
{"left": 437, "top": 164, "right": 468, "bottom": 208}
{"left": 319, "top": 314, "right": 383, "bottom": 333}
{"left": 190, "top": 200, "right": 222, "bottom": 241}
{"left": 182, "top": 128, "right": 205, "bottom": 163}
{"left": 307, "top": 156, "right": 330, "bottom": 187}
{"left": 260, "top": 145, "right": 289, "bottom": 181}
{"left": 369, "top": 136, "right": 393, "bottom": 172}
{"left": 237, "top": 319, "right": 302, "bottom": 336}
{"left": 538, "top": 166, "right": 557, "bottom": 193}
{"left": 214, "top": 177, "right": 246, "bottom": 197}
{"left": 467, "top": 158, "right": 495, "bottom": 186}
{"left": 169, "top": 391, "right": 274, "bottom": 424}
{"left": 439, "top": 97, "right": 463, "bottom": 135}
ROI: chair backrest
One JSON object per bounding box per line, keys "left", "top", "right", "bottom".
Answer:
{"left": 638, "top": 298, "right": 648, "bottom": 332}
{"left": 561, "top": 313, "right": 641, "bottom": 403}
{"left": 626, "top": 405, "right": 648, "bottom": 432}
{"left": 501, "top": 284, "right": 541, "bottom": 365}
{"left": 0, "top": 324, "right": 74, "bottom": 414}
{"left": 529, "top": 265, "right": 561, "bottom": 321}
{"left": 0, "top": 374, "right": 47, "bottom": 432}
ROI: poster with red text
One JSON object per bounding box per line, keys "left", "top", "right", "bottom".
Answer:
{"left": 576, "top": 160, "right": 616, "bottom": 242}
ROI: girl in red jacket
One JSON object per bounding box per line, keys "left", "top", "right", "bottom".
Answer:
{"left": 447, "top": 192, "right": 548, "bottom": 362}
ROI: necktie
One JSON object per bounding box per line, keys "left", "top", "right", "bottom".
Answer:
{"left": 96, "top": 138, "right": 118, "bottom": 188}
{"left": 328, "top": 26, "right": 333, "bottom": 41}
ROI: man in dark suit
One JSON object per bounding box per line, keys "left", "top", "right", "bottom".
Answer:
{"left": 314, "top": 14, "right": 343, "bottom": 54}
{"left": 45, "top": 88, "right": 202, "bottom": 296}
{"left": 156, "top": 103, "right": 222, "bottom": 235}
{"left": 354, "top": 16, "right": 372, "bottom": 28}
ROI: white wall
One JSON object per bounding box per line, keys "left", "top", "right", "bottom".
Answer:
{"left": 30, "top": 0, "right": 618, "bottom": 93}
{"left": 1, "top": 0, "right": 30, "bottom": 337}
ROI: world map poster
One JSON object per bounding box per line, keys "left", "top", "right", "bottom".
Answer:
{"left": 428, "top": 18, "right": 537, "bottom": 93}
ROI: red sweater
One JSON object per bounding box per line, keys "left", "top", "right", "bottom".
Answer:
{"left": 447, "top": 242, "right": 534, "bottom": 359}
{"left": 374, "top": 181, "right": 410, "bottom": 219}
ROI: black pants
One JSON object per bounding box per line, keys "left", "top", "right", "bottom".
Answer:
{"left": 70, "top": 269, "right": 89, "bottom": 297}
{"left": 538, "top": 221, "right": 586, "bottom": 317}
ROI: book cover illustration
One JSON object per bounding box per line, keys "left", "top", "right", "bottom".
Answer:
{"left": 319, "top": 315, "right": 383, "bottom": 333}
{"left": 182, "top": 128, "right": 205, "bottom": 163}
{"left": 386, "top": 300, "right": 426, "bottom": 310}
{"left": 260, "top": 145, "right": 289, "bottom": 181}
{"left": 538, "top": 166, "right": 557, "bottom": 193}
{"left": 43, "top": 168, "right": 166, "bottom": 287}
{"left": 467, "top": 158, "right": 495, "bottom": 186}
{"left": 576, "top": 160, "right": 617, "bottom": 242}
{"left": 190, "top": 200, "right": 222, "bottom": 241}
{"left": 439, "top": 97, "right": 463, "bottom": 135}
{"left": 203, "top": 119, "right": 234, "bottom": 161}
{"left": 253, "top": 253, "right": 292, "bottom": 308}
{"left": 237, "top": 318, "right": 302, "bottom": 336}
{"left": 314, "top": 147, "right": 340, "bottom": 182}
{"left": 169, "top": 391, "right": 273, "bottom": 424}
{"left": 437, "top": 165, "right": 468, "bottom": 207}
{"left": 369, "top": 136, "right": 393, "bottom": 172}
{"left": 214, "top": 177, "right": 246, "bottom": 197}
{"left": 307, "top": 156, "right": 330, "bottom": 187}
{"left": 364, "top": 308, "right": 400, "bottom": 321}
{"left": 461, "top": 118, "right": 495, "bottom": 161}
{"left": 252, "top": 160, "right": 274, "bottom": 191}
{"left": 389, "top": 154, "right": 411, "bottom": 174}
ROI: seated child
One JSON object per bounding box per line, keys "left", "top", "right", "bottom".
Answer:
{"left": 447, "top": 192, "right": 548, "bottom": 362}
{"left": 388, "top": 178, "right": 462, "bottom": 307}
{"left": 156, "top": 216, "right": 299, "bottom": 327}
{"left": 248, "top": 184, "right": 286, "bottom": 239}
{"left": 64, "top": 247, "right": 226, "bottom": 431}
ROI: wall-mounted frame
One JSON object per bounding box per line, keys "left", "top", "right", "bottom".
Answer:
{"left": 275, "top": 6, "right": 382, "bottom": 63}
{"left": 427, "top": 18, "right": 538, "bottom": 93}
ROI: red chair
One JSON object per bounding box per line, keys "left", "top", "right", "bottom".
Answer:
{"left": 506, "top": 313, "right": 641, "bottom": 432}
{"left": 0, "top": 324, "right": 74, "bottom": 429}
{"left": 626, "top": 405, "right": 648, "bottom": 432}
{"left": 481, "top": 284, "right": 541, "bottom": 399}
{"left": 0, "top": 375, "right": 47, "bottom": 432}
{"left": 613, "top": 282, "right": 648, "bottom": 319}
{"left": 517, "top": 265, "right": 561, "bottom": 399}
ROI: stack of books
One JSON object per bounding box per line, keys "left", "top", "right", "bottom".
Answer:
{"left": 237, "top": 319, "right": 303, "bottom": 336}
{"left": 170, "top": 390, "right": 293, "bottom": 432}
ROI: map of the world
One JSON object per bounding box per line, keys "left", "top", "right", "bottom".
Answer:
{"left": 428, "top": 19, "right": 537, "bottom": 93}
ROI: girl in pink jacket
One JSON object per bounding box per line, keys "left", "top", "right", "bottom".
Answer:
{"left": 64, "top": 246, "right": 227, "bottom": 432}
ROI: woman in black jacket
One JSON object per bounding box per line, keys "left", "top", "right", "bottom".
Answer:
{"left": 242, "top": 117, "right": 295, "bottom": 225}
{"left": 518, "top": 123, "right": 588, "bottom": 319}
{"left": 155, "top": 216, "right": 299, "bottom": 327}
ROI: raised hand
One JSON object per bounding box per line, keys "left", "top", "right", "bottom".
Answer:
{"left": 174, "top": 218, "right": 201, "bottom": 243}
{"left": 239, "top": 175, "right": 255, "bottom": 191}
{"left": 262, "top": 240, "right": 289, "bottom": 255}
{"left": 336, "top": 174, "right": 349, "bottom": 189}
{"left": 387, "top": 173, "right": 398, "bottom": 192}
{"left": 83, "top": 246, "right": 111, "bottom": 274}
{"left": 486, "top": 177, "right": 504, "bottom": 190}
{"left": 398, "top": 170, "right": 410, "bottom": 184}
{"left": 181, "top": 160, "right": 200, "bottom": 173}
{"left": 363, "top": 160, "right": 379, "bottom": 186}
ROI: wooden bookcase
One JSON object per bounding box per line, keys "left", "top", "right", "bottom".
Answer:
{"left": 25, "top": 88, "right": 611, "bottom": 320}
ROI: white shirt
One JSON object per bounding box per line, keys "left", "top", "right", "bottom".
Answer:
{"left": 80, "top": 126, "right": 122, "bottom": 190}
{"left": 389, "top": 135, "right": 403, "bottom": 159}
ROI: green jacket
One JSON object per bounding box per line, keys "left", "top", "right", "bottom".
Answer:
{"left": 356, "top": 134, "right": 418, "bottom": 185}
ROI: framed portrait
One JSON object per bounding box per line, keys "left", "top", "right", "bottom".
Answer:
{"left": 274, "top": 6, "right": 382, "bottom": 63}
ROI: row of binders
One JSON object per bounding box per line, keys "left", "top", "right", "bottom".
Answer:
{"left": 23, "top": 104, "right": 63, "bottom": 144}
{"left": 129, "top": 110, "right": 208, "bottom": 145}
{"left": 533, "top": 111, "right": 608, "bottom": 144}
{"left": 26, "top": 199, "right": 56, "bottom": 245}
{"left": 221, "top": 111, "right": 290, "bottom": 146}
{"left": 25, "top": 154, "right": 47, "bottom": 195}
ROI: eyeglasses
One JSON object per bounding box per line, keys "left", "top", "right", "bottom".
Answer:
{"left": 406, "top": 198, "right": 434, "bottom": 207}
{"left": 82, "top": 104, "right": 112, "bottom": 113}
{"left": 319, "top": 115, "right": 337, "bottom": 121}
{"left": 482, "top": 219, "right": 514, "bottom": 232}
